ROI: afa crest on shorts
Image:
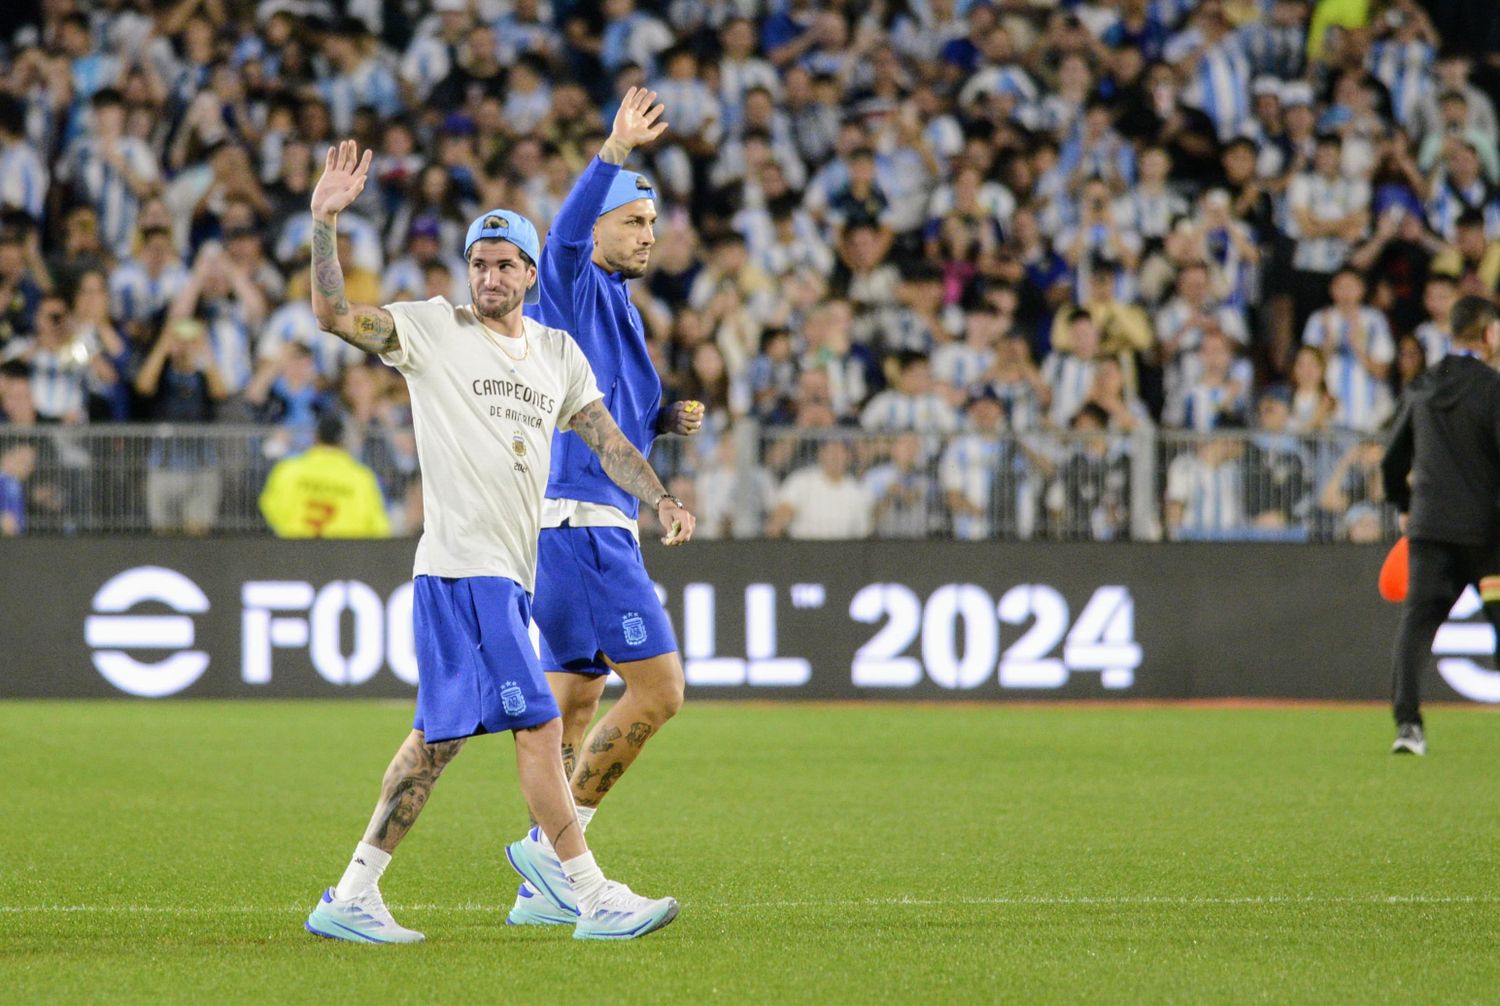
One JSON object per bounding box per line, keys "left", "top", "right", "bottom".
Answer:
{"left": 500, "top": 680, "right": 527, "bottom": 717}
{"left": 622, "top": 612, "right": 648, "bottom": 647}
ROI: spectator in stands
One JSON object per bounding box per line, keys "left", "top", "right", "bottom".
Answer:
{"left": 1317, "top": 438, "right": 1389, "bottom": 543}
{"left": 1413, "top": 273, "right": 1458, "bottom": 365}
{"left": 861, "top": 351, "right": 960, "bottom": 436}
{"left": 747, "top": 327, "right": 799, "bottom": 423}
{"left": 1043, "top": 308, "right": 1101, "bottom": 429}
{"left": 133, "top": 317, "right": 228, "bottom": 535}
{"left": 1286, "top": 344, "right": 1339, "bottom": 433}
{"left": 1430, "top": 209, "right": 1500, "bottom": 298}
{"left": 57, "top": 88, "right": 160, "bottom": 258}
{"left": 1164, "top": 435, "right": 1246, "bottom": 541}
{"left": 1243, "top": 387, "right": 1310, "bottom": 532}
{"left": 1286, "top": 133, "right": 1369, "bottom": 329}
{"left": 1083, "top": 356, "right": 1152, "bottom": 434}
{"left": 799, "top": 299, "right": 870, "bottom": 420}
{"left": 694, "top": 433, "right": 777, "bottom": 540}
{"left": 1416, "top": 50, "right": 1498, "bottom": 142}
{"left": 259, "top": 414, "right": 391, "bottom": 539}
{"left": 766, "top": 438, "right": 874, "bottom": 540}
{"left": 1390, "top": 332, "right": 1428, "bottom": 400}
{"left": 1050, "top": 402, "right": 1131, "bottom": 541}
{"left": 0, "top": 227, "right": 45, "bottom": 352}
{"left": 167, "top": 242, "right": 267, "bottom": 396}
{"left": 863, "top": 432, "right": 939, "bottom": 539}
{"left": 0, "top": 442, "right": 34, "bottom": 535}
{"left": 1300, "top": 267, "right": 1395, "bottom": 431}
{"left": 1, "top": 291, "right": 95, "bottom": 423}
{"left": 1164, "top": 328, "right": 1251, "bottom": 432}
{"left": 246, "top": 341, "right": 332, "bottom": 458}
{"left": 977, "top": 331, "right": 1049, "bottom": 433}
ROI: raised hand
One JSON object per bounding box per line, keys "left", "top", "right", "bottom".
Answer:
{"left": 311, "top": 140, "right": 373, "bottom": 221}
{"left": 607, "top": 87, "right": 668, "bottom": 154}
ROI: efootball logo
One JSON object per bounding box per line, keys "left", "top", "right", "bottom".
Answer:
{"left": 85, "top": 566, "right": 210, "bottom": 697}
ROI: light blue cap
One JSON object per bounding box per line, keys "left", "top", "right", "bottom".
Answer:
{"left": 599, "top": 170, "right": 656, "bottom": 218}
{"left": 463, "top": 209, "right": 542, "bottom": 304}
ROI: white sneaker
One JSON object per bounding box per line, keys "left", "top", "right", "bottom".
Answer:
{"left": 304, "top": 887, "right": 425, "bottom": 944}
{"left": 573, "top": 880, "right": 679, "bottom": 941}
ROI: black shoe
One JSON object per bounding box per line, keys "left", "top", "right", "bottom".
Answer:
{"left": 1392, "top": 722, "right": 1426, "bottom": 756}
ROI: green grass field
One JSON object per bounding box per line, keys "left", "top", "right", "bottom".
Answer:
{"left": 4, "top": 700, "right": 1500, "bottom": 1004}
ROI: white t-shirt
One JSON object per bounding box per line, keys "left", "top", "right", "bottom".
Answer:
{"left": 775, "top": 467, "right": 874, "bottom": 540}
{"left": 380, "top": 297, "right": 603, "bottom": 589}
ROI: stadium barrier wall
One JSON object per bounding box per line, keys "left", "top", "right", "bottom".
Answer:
{"left": 7, "top": 537, "right": 1496, "bottom": 704}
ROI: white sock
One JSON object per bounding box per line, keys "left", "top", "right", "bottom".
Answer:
{"left": 561, "top": 851, "right": 608, "bottom": 914}
{"left": 334, "top": 842, "right": 390, "bottom": 900}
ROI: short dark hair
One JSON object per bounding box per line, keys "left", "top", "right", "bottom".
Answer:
{"left": 1452, "top": 295, "right": 1500, "bottom": 345}
{"left": 316, "top": 413, "right": 345, "bottom": 447}
{"left": 92, "top": 88, "right": 126, "bottom": 111}
{"left": 1314, "top": 132, "right": 1342, "bottom": 149}
{"left": 1456, "top": 209, "right": 1486, "bottom": 230}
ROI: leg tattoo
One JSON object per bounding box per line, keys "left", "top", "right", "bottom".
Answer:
{"left": 363, "top": 733, "right": 465, "bottom": 853}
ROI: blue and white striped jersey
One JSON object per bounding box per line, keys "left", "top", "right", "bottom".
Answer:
{"left": 1237, "top": 20, "right": 1305, "bottom": 80}
{"left": 399, "top": 35, "right": 457, "bottom": 103}
{"left": 1414, "top": 321, "right": 1452, "bottom": 367}
{"left": 860, "top": 390, "right": 961, "bottom": 434}
{"left": 931, "top": 343, "right": 994, "bottom": 394}
{"left": 0, "top": 139, "right": 49, "bottom": 223}
{"left": 1425, "top": 177, "right": 1500, "bottom": 242}
{"left": 1301, "top": 308, "right": 1396, "bottom": 432}
{"left": 1166, "top": 28, "right": 1251, "bottom": 140}
{"left": 257, "top": 301, "right": 364, "bottom": 381}
{"left": 1367, "top": 39, "right": 1434, "bottom": 129}
{"left": 4, "top": 336, "right": 93, "bottom": 420}
{"left": 1166, "top": 451, "right": 1245, "bottom": 538}
{"left": 59, "top": 136, "right": 159, "bottom": 257}
{"left": 650, "top": 78, "right": 723, "bottom": 143}
{"left": 317, "top": 59, "right": 403, "bottom": 134}
{"left": 202, "top": 300, "right": 255, "bottom": 395}
{"left": 717, "top": 57, "right": 781, "bottom": 130}
{"left": 1041, "top": 352, "right": 1098, "bottom": 429}
{"left": 110, "top": 259, "right": 188, "bottom": 326}
{"left": 1286, "top": 173, "right": 1369, "bottom": 272}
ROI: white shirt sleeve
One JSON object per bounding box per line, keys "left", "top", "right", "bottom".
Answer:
{"left": 556, "top": 331, "right": 606, "bottom": 427}
{"left": 380, "top": 296, "right": 452, "bottom": 375}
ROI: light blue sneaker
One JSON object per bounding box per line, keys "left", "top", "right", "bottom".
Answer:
{"left": 504, "top": 827, "right": 578, "bottom": 915}
{"left": 573, "top": 881, "right": 679, "bottom": 941}
{"left": 506, "top": 881, "right": 578, "bottom": 926}
{"left": 304, "top": 887, "right": 424, "bottom": 944}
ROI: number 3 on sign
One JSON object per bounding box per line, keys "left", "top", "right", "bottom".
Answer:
{"left": 849, "top": 583, "right": 1141, "bottom": 690}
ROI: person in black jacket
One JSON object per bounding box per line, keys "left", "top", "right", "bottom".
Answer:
{"left": 1381, "top": 295, "right": 1500, "bottom": 755}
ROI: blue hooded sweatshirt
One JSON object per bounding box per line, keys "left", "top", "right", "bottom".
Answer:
{"left": 525, "top": 157, "right": 665, "bottom": 518}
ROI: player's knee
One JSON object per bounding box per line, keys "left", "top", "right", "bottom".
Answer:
{"left": 516, "top": 717, "right": 563, "bottom": 753}
{"left": 641, "top": 662, "right": 684, "bottom": 722}
{"left": 561, "top": 694, "right": 601, "bottom": 737}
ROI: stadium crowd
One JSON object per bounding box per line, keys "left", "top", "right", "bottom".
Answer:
{"left": 0, "top": 0, "right": 1498, "bottom": 541}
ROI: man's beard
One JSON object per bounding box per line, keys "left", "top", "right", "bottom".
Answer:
{"left": 606, "top": 252, "right": 649, "bottom": 279}
{"left": 471, "top": 287, "right": 523, "bottom": 318}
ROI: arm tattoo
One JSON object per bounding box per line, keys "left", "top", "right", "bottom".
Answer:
{"left": 588, "top": 725, "right": 621, "bottom": 754}
{"left": 626, "top": 722, "right": 653, "bottom": 748}
{"left": 311, "top": 219, "right": 348, "bottom": 316}
{"left": 570, "top": 400, "right": 667, "bottom": 506}
{"left": 350, "top": 307, "right": 400, "bottom": 354}
{"left": 311, "top": 217, "right": 399, "bottom": 354}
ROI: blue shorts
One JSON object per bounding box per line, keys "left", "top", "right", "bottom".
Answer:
{"left": 533, "top": 525, "right": 678, "bottom": 676}
{"left": 411, "top": 575, "right": 560, "bottom": 743}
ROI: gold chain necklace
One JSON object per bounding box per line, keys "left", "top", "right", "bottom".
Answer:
{"left": 480, "top": 320, "right": 529, "bottom": 363}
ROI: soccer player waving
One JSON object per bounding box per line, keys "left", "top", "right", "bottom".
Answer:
{"left": 301, "top": 140, "right": 695, "bottom": 943}
{"left": 505, "top": 88, "right": 705, "bottom": 927}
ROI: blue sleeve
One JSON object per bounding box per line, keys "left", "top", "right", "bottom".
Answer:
{"left": 551, "top": 157, "right": 622, "bottom": 246}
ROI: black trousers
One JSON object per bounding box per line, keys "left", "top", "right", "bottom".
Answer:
{"left": 1391, "top": 538, "right": 1500, "bottom": 725}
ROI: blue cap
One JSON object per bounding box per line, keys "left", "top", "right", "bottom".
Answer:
{"left": 598, "top": 170, "right": 656, "bottom": 218}
{"left": 463, "top": 209, "right": 542, "bottom": 305}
